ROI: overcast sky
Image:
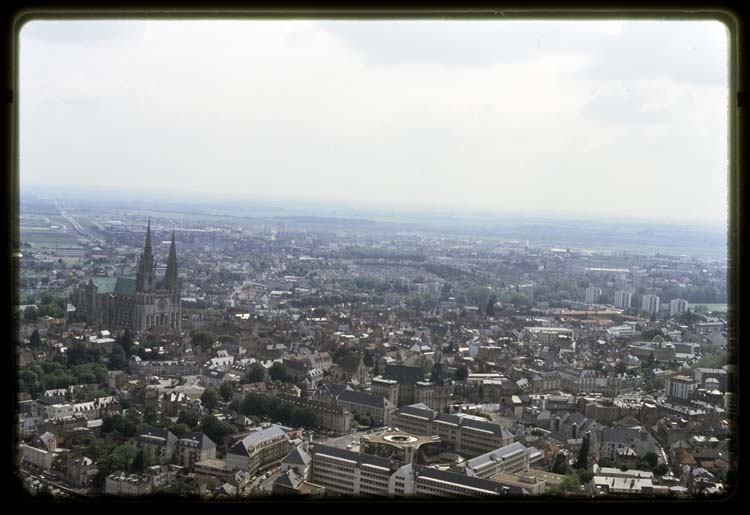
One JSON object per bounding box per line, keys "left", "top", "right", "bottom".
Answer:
{"left": 19, "top": 19, "right": 729, "bottom": 225}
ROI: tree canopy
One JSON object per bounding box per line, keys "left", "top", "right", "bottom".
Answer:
{"left": 201, "top": 387, "right": 219, "bottom": 411}
{"left": 245, "top": 364, "right": 266, "bottom": 383}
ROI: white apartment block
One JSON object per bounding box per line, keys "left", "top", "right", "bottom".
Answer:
{"left": 665, "top": 375, "right": 697, "bottom": 402}
{"left": 614, "top": 291, "right": 632, "bottom": 309}
{"left": 669, "top": 299, "right": 689, "bottom": 317}
{"left": 585, "top": 287, "right": 603, "bottom": 305}
{"left": 641, "top": 295, "right": 660, "bottom": 315}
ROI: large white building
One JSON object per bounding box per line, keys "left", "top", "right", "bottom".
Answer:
{"left": 664, "top": 375, "right": 697, "bottom": 403}
{"left": 585, "top": 287, "right": 603, "bottom": 305}
{"left": 306, "top": 444, "right": 526, "bottom": 497}
{"left": 614, "top": 291, "right": 632, "bottom": 309}
{"left": 389, "top": 404, "right": 514, "bottom": 455}
{"left": 641, "top": 295, "right": 660, "bottom": 315}
{"left": 669, "top": 299, "right": 689, "bottom": 317}
{"left": 226, "top": 425, "right": 293, "bottom": 476}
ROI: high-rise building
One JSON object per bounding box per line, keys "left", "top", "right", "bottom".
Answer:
{"left": 614, "top": 291, "right": 632, "bottom": 309}
{"left": 669, "top": 299, "right": 689, "bottom": 317}
{"left": 585, "top": 287, "right": 603, "bottom": 305}
{"left": 641, "top": 294, "right": 660, "bottom": 315}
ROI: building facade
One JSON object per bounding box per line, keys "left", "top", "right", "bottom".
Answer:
{"left": 585, "top": 287, "right": 603, "bottom": 305}
{"left": 669, "top": 299, "right": 689, "bottom": 317}
{"left": 614, "top": 291, "right": 632, "bottom": 309}
{"left": 72, "top": 221, "right": 181, "bottom": 334}
{"left": 641, "top": 295, "right": 660, "bottom": 315}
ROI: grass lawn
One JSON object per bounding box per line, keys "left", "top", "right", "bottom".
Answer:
{"left": 20, "top": 228, "right": 81, "bottom": 247}
{"left": 696, "top": 303, "right": 728, "bottom": 312}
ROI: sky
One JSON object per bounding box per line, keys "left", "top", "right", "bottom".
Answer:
{"left": 19, "top": 18, "right": 729, "bottom": 225}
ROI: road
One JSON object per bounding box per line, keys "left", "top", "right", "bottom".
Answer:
{"left": 256, "top": 469, "right": 281, "bottom": 494}
{"left": 19, "top": 467, "right": 89, "bottom": 498}
{"left": 54, "top": 199, "right": 105, "bottom": 245}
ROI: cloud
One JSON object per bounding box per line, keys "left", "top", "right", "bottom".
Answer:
{"left": 20, "top": 19, "right": 145, "bottom": 45}
{"left": 18, "top": 19, "right": 729, "bottom": 225}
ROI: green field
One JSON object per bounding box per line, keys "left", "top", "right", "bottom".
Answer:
{"left": 20, "top": 228, "right": 81, "bottom": 247}
{"left": 696, "top": 303, "right": 729, "bottom": 312}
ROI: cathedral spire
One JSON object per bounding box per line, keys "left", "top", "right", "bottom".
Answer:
{"left": 137, "top": 218, "right": 155, "bottom": 292}
{"left": 165, "top": 228, "right": 179, "bottom": 291}
{"left": 144, "top": 218, "right": 152, "bottom": 252}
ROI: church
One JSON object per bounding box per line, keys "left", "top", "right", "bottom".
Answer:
{"left": 71, "top": 220, "right": 181, "bottom": 334}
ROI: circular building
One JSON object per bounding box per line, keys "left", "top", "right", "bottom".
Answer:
{"left": 360, "top": 427, "right": 442, "bottom": 464}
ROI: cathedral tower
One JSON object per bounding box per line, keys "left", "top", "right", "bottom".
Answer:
{"left": 136, "top": 218, "right": 156, "bottom": 292}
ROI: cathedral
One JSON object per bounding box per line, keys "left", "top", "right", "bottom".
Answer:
{"left": 72, "top": 220, "right": 181, "bottom": 334}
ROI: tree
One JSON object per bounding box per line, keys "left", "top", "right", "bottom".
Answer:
{"left": 332, "top": 346, "right": 355, "bottom": 363}
{"left": 29, "top": 329, "right": 42, "bottom": 349}
{"left": 171, "top": 423, "right": 191, "bottom": 437}
{"left": 552, "top": 452, "right": 569, "bottom": 475}
{"left": 108, "top": 344, "right": 127, "bottom": 371}
{"left": 653, "top": 463, "right": 669, "bottom": 476}
{"left": 576, "top": 433, "right": 590, "bottom": 470}
{"left": 191, "top": 331, "right": 216, "bottom": 352}
{"left": 118, "top": 329, "right": 134, "bottom": 356}
{"left": 177, "top": 411, "right": 199, "bottom": 430}
{"left": 240, "top": 393, "right": 269, "bottom": 417}
{"left": 644, "top": 451, "right": 659, "bottom": 469}
{"left": 66, "top": 342, "right": 101, "bottom": 367}
{"left": 200, "top": 415, "right": 236, "bottom": 446}
{"left": 23, "top": 306, "right": 39, "bottom": 322}
{"left": 269, "top": 362, "right": 288, "bottom": 382}
{"left": 577, "top": 470, "right": 594, "bottom": 484}
{"left": 549, "top": 472, "right": 581, "bottom": 495}
{"left": 143, "top": 406, "right": 160, "bottom": 426}
{"left": 201, "top": 387, "right": 219, "bottom": 411}
{"left": 245, "top": 364, "right": 266, "bottom": 383}
{"left": 219, "top": 381, "right": 236, "bottom": 402}
{"left": 453, "top": 366, "right": 468, "bottom": 382}
{"left": 132, "top": 449, "right": 146, "bottom": 472}
{"left": 486, "top": 296, "right": 496, "bottom": 317}
{"left": 290, "top": 407, "right": 319, "bottom": 428}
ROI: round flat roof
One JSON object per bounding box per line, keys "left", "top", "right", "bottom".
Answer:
{"left": 383, "top": 434, "right": 418, "bottom": 444}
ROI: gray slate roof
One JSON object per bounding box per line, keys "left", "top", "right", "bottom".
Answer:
{"left": 92, "top": 276, "right": 137, "bottom": 296}
{"left": 337, "top": 389, "right": 393, "bottom": 410}
{"left": 228, "top": 425, "right": 287, "bottom": 456}
{"left": 284, "top": 445, "right": 312, "bottom": 466}
{"left": 384, "top": 365, "right": 425, "bottom": 385}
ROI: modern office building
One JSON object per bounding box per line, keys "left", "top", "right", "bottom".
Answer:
{"left": 306, "top": 444, "right": 525, "bottom": 497}
{"left": 390, "top": 404, "right": 514, "bottom": 455}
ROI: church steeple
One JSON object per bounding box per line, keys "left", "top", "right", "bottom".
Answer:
{"left": 136, "top": 218, "right": 155, "bottom": 292}
{"left": 164, "top": 229, "right": 179, "bottom": 291}
{"left": 144, "top": 218, "right": 152, "bottom": 251}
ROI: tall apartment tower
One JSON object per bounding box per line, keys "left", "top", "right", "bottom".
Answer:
{"left": 614, "top": 291, "right": 632, "bottom": 309}
{"left": 641, "top": 294, "right": 660, "bottom": 315}
{"left": 669, "top": 299, "right": 689, "bottom": 317}
{"left": 584, "top": 287, "right": 603, "bottom": 305}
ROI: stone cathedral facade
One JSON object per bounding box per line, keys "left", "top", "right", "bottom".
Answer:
{"left": 72, "top": 220, "right": 181, "bottom": 334}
